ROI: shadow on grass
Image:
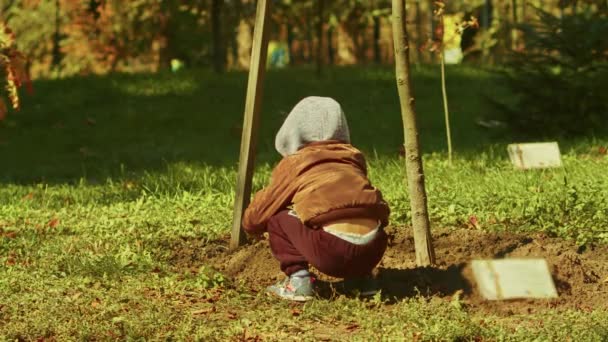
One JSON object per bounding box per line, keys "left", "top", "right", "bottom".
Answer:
{"left": 314, "top": 264, "right": 472, "bottom": 302}
{"left": 0, "top": 66, "right": 512, "bottom": 184}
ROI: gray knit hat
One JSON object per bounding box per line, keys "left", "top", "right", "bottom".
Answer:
{"left": 275, "top": 96, "right": 350, "bottom": 157}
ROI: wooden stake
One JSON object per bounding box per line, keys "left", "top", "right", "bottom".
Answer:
{"left": 392, "top": 0, "right": 436, "bottom": 266}
{"left": 230, "top": 0, "right": 271, "bottom": 250}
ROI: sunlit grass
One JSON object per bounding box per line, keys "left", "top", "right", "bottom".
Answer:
{"left": 0, "top": 66, "right": 607, "bottom": 340}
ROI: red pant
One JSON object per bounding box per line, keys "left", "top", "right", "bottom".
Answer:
{"left": 267, "top": 210, "right": 388, "bottom": 278}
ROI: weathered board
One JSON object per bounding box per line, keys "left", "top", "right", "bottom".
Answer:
{"left": 507, "top": 142, "right": 562, "bottom": 170}
{"left": 472, "top": 258, "right": 558, "bottom": 300}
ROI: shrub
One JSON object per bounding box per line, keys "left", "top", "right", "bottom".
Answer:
{"left": 491, "top": 7, "right": 608, "bottom": 137}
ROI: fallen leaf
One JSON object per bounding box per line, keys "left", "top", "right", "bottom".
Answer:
{"left": 291, "top": 308, "right": 301, "bottom": 317}
{"left": 91, "top": 298, "right": 102, "bottom": 308}
{"left": 47, "top": 218, "right": 59, "bottom": 228}
{"left": 468, "top": 215, "right": 481, "bottom": 229}
{"left": 226, "top": 311, "right": 238, "bottom": 320}
{"left": 85, "top": 117, "right": 97, "bottom": 126}
{"left": 6, "top": 258, "right": 15, "bottom": 266}
{"left": 1, "top": 231, "right": 17, "bottom": 239}
{"left": 22, "top": 192, "right": 34, "bottom": 200}
{"left": 599, "top": 146, "right": 607, "bottom": 155}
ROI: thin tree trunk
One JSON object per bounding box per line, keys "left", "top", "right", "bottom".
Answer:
{"left": 316, "top": 0, "right": 325, "bottom": 75}
{"left": 230, "top": 0, "right": 271, "bottom": 249}
{"left": 391, "top": 0, "right": 436, "bottom": 266}
{"left": 440, "top": 52, "right": 452, "bottom": 164}
{"left": 212, "top": 0, "right": 225, "bottom": 73}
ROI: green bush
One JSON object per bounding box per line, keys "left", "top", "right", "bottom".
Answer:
{"left": 491, "top": 8, "right": 608, "bottom": 137}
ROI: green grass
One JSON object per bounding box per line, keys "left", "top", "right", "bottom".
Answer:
{"left": 1, "top": 66, "right": 607, "bottom": 340}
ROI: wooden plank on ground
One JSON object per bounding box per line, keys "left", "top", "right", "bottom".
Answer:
{"left": 230, "top": 0, "right": 271, "bottom": 250}
{"left": 472, "top": 258, "right": 558, "bottom": 300}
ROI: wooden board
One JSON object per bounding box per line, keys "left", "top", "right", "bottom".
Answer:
{"left": 507, "top": 142, "right": 562, "bottom": 170}
{"left": 472, "top": 259, "right": 558, "bottom": 300}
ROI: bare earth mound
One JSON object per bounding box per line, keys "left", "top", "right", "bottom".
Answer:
{"left": 168, "top": 228, "right": 608, "bottom": 315}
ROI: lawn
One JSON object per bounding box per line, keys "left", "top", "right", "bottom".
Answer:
{"left": 1, "top": 66, "right": 607, "bottom": 340}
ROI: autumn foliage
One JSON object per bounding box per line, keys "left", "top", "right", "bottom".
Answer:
{"left": 0, "top": 22, "right": 29, "bottom": 120}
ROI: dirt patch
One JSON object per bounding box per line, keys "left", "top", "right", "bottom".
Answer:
{"left": 166, "top": 228, "right": 608, "bottom": 315}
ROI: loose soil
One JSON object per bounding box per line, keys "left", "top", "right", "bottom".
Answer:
{"left": 167, "top": 228, "right": 608, "bottom": 315}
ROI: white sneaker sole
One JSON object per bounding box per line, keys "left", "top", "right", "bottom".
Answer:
{"left": 267, "top": 291, "right": 313, "bottom": 302}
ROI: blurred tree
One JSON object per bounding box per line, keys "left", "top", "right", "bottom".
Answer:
{"left": 212, "top": 0, "right": 226, "bottom": 72}
{"left": 0, "top": 22, "right": 29, "bottom": 120}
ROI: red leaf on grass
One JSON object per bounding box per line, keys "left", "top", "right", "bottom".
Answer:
{"left": 91, "top": 298, "right": 101, "bottom": 308}
{"left": 47, "top": 218, "right": 59, "bottom": 228}
{"left": 1, "top": 231, "right": 17, "bottom": 239}
{"left": 599, "top": 146, "right": 607, "bottom": 155}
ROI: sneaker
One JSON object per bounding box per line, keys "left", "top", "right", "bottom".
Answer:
{"left": 266, "top": 275, "right": 315, "bottom": 302}
{"left": 340, "top": 275, "right": 380, "bottom": 297}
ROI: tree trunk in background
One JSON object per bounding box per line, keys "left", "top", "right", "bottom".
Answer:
{"left": 236, "top": 19, "right": 253, "bottom": 69}
{"left": 230, "top": 0, "right": 243, "bottom": 68}
{"left": 511, "top": 0, "right": 518, "bottom": 50}
{"left": 306, "top": 9, "right": 314, "bottom": 64}
{"left": 212, "top": 0, "right": 226, "bottom": 73}
{"left": 157, "top": 11, "right": 171, "bottom": 70}
{"left": 415, "top": 0, "right": 423, "bottom": 63}
{"left": 316, "top": 0, "right": 325, "bottom": 75}
{"left": 51, "top": 0, "right": 61, "bottom": 71}
{"left": 428, "top": 0, "right": 436, "bottom": 63}
{"left": 287, "top": 20, "right": 295, "bottom": 66}
{"left": 337, "top": 23, "right": 356, "bottom": 64}
{"left": 482, "top": 0, "right": 491, "bottom": 28}
{"left": 327, "top": 27, "right": 335, "bottom": 65}
{"left": 373, "top": 14, "right": 381, "bottom": 64}
{"left": 391, "top": 0, "right": 436, "bottom": 267}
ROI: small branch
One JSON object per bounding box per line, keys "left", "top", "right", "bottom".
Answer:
{"left": 440, "top": 51, "right": 452, "bottom": 164}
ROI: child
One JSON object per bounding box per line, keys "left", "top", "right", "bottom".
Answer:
{"left": 242, "top": 96, "right": 390, "bottom": 301}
